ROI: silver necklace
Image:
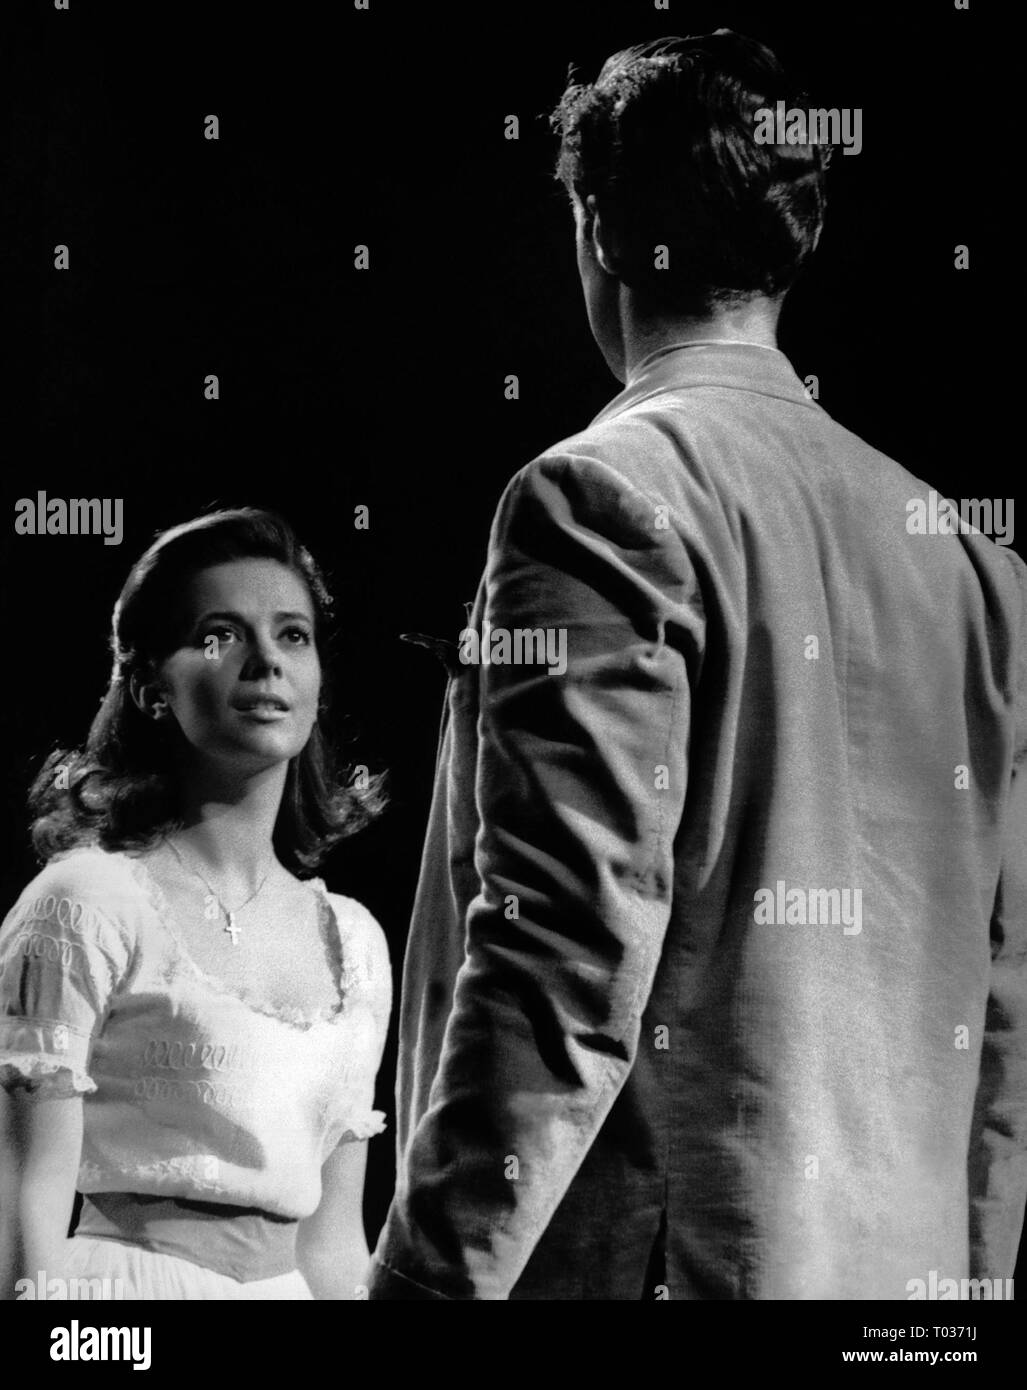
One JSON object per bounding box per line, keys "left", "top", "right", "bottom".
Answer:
{"left": 165, "top": 837, "right": 275, "bottom": 946}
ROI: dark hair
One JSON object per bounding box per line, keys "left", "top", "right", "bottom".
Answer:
{"left": 28, "top": 507, "right": 387, "bottom": 873}
{"left": 549, "top": 30, "right": 831, "bottom": 317}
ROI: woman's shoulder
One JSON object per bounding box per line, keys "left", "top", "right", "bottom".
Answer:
{"left": 25, "top": 844, "right": 142, "bottom": 893}
{"left": 5, "top": 846, "right": 152, "bottom": 937}
{"left": 319, "top": 886, "right": 391, "bottom": 984}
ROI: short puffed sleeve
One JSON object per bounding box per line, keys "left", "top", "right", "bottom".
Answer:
{"left": 330, "top": 895, "right": 392, "bottom": 1146}
{"left": 359, "top": 901, "right": 392, "bottom": 1073}
{"left": 0, "top": 850, "right": 136, "bottom": 1099}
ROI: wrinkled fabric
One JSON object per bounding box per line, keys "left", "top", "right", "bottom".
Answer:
{"left": 0, "top": 847, "right": 391, "bottom": 1219}
{"left": 370, "top": 343, "right": 1027, "bottom": 1300}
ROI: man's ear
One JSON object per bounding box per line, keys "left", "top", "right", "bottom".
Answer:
{"left": 129, "top": 668, "right": 170, "bottom": 721}
{"left": 587, "top": 194, "right": 622, "bottom": 277}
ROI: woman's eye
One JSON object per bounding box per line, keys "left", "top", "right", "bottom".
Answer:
{"left": 201, "top": 626, "right": 237, "bottom": 645}
{"left": 283, "top": 628, "right": 312, "bottom": 645}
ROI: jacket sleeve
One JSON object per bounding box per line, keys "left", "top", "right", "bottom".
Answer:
{"left": 369, "top": 450, "right": 704, "bottom": 1299}
{"left": 969, "top": 553, "right": 1027, "bottom": 1277}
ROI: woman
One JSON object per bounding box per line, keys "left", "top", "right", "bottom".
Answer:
{"left": 0, "top": 507, "right": 390, "bottom": 1300}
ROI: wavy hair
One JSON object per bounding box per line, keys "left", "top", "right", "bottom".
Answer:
{"left": 550, "top": 30, "right": 832, "bottom": 317}
{"left": 28, "top": 507, "right": 387, "bottom": 872}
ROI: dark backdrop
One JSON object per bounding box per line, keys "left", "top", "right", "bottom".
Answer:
{"left": 2, "top": 0, "right": 1014, "bottom": 1277}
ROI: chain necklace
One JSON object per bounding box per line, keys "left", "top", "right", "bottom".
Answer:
{"left": 165, "top": 837, "right": 275, "bottom": 946}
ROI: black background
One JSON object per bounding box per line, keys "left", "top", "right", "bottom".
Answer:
{"left": 1, "top": 0, "right": 1016, "bottom": 1281}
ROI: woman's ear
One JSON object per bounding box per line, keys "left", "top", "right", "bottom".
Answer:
{"left": 129, "top": 668, "right": 169, "bottom": 721}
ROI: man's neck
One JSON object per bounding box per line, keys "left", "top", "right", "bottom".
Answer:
{"left": 622, "top": 294, "right": 782, "bottom": 382}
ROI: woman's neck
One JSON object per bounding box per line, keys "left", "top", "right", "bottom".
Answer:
{"left": 170, "top": 757, "right": 289, "bottom": 882}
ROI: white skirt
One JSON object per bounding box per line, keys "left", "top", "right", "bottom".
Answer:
{"left": 62, "top": 1234, "right": 314, "bottom": 1301}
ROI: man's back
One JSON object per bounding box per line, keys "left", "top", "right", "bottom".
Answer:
{"left": 377, "top": 342, "right": 1027, "bottom": 1300}
{"left": 369, "top": 28, "right": 1022, "bottom": 1304}
{"left": 508, "top": 341, "right": 1027, "bottom": 1298}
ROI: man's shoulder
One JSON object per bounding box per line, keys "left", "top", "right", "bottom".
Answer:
{"left": 505, "top": 388, "right": 831, "bottom": 499}
{"left": 516, "top": 396, "right": 1008, "bottom": 546}
{"left": 501, "top": 403, "right": 1025, "bottom": 604}
{"left": 501, "top": 412, "right": 682, "bottom": 505}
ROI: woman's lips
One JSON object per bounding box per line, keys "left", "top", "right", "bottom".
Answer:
{"left": 232, "top": 696, "right": 291, "bottom": 721}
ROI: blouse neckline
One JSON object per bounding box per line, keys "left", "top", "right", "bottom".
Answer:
{"left": 112, "top": 849, "right": 361, "bottom": 1030}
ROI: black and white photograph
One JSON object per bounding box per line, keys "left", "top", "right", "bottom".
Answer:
{"left": 0, "top": 0, "right": 1017, "bottom": 1364}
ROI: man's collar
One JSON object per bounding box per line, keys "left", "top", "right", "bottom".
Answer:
{"left": 589, "top": 340, "right": 819, "bottom": 428}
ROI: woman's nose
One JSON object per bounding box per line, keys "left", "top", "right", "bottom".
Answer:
{"left": 241, "top": 636, "right": 282, "bottom": 677}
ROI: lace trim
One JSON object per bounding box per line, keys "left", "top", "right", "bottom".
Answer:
{"left": 340, "top": 1108, "right": 388, "bottom": 1142}
{"left": 113, "top": 852, "right": 363, "bottom": 1031}
{"left": 0, "top": 1054, "right": 96, "bottom": 1096}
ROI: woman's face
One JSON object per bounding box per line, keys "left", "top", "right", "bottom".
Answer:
{"left": 155, "top": 558, "right": 322, "bottom": 773}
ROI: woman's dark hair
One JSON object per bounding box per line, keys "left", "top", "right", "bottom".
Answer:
{"left": 28, "top": 507, "right": 387, "bottom": 873}
{"left": 549, "top": 30, "right": 831, "bottom": 318}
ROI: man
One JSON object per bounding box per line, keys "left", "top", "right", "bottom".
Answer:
{"left": 367, "top": 32, "right": 1027, "bottom": 1299}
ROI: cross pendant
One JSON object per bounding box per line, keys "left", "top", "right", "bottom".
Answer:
{"left": 223, "top": 913, "right": 241, "bottom": 946}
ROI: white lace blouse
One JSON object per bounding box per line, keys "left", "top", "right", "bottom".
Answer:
{"left": 0, "top": 847, "right": 391, "bottom": 1221}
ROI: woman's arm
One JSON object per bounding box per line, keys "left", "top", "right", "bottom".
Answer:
{"left": 0, "top": 1091, "right": 83, "bottom": 1299}
{"left": 0, "top": 853, "right": 137, "bottom": 1300}
{"left": 296, "top": 1140, "right": 372, "bottom": 1300}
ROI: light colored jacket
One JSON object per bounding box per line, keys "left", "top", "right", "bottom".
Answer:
{"left": 370, "top": 342, "right": 1027, "bottom": 1299}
